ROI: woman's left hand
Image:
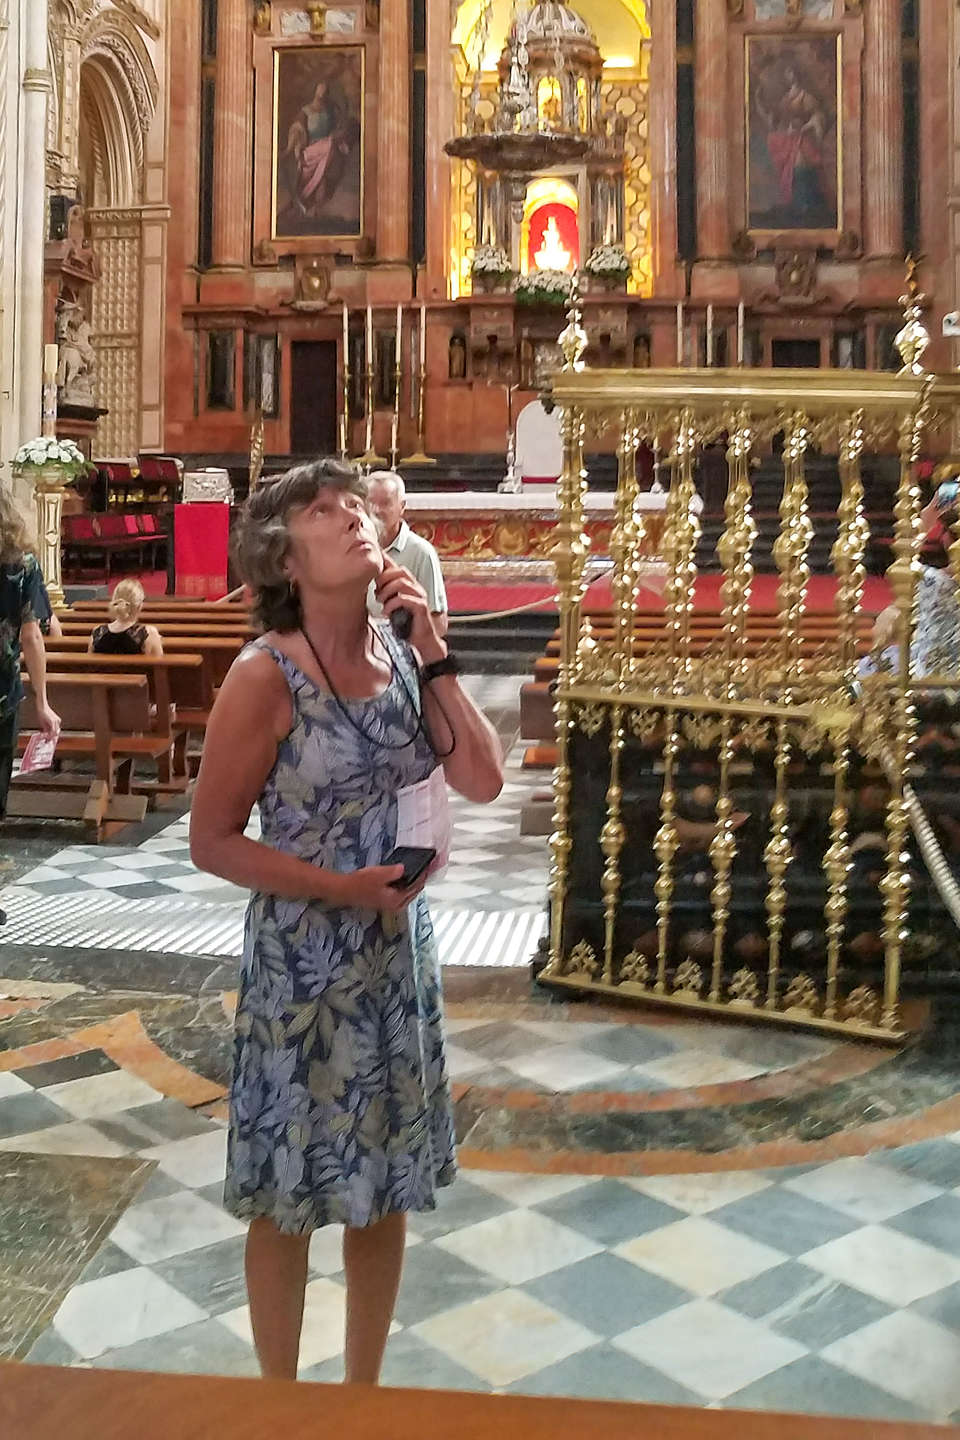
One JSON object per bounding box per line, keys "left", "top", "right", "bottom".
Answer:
{"left": 375, "top": 560, "right": 446, "bottom": 664}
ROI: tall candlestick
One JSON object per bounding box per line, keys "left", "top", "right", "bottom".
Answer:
{"left": 676, "top": 302, "right": 684, "bottom": 366}
{"left": 400, "top": 301, "right": 436, "bottom": 466}
{"left": 43, "top": 343, "right": 58, "bottom": 382}
{"left": 339, "top": 304, "right": 350, "bottom": 460}
{"left": 391, "top": 305, "right": 403, "bottom": 468}
{"left": 737, "top": 302, "right": 745, "bottom": 366}
{"left": 361, "top": 304, "right": 386, "bottom": 466}
{"left": 706, "top": 305, "right": 714, "bottom": 367}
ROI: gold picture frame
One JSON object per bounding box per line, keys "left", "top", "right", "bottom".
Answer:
{"left": 271, "top": 44, "right": 364, "bottom": 241}
{"left": 745, "top": 31, "right": 842, "bottom": 243}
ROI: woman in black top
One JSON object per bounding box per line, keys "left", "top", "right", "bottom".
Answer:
{"left": 89, "top": 579, "right": 163, "bottom": 657}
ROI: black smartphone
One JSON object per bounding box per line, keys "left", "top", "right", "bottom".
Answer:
{"left": 384, "top": 845, "right": 437, "bottom": 889}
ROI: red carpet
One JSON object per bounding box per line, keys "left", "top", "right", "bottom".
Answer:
{"left": 447, "top": 574, "right": 893, "bottom": 617}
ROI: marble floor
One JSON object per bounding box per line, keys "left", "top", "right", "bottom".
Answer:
{"left": 4, "top": 675, "right": 960, "bottom": 1423}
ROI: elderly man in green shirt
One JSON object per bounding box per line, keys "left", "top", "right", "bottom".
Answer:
{"left": 366, "top": 470, "right": 448, "bottom": 636}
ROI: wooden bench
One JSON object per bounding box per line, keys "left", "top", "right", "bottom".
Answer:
{"left": 11, "top": 673, "right": 170, "bottom": 837}
{"left": 47, "top": 633, "right": 246, "bottom": 688}
{"left": 59, "top": 620, "right": 254, "bottom": 637}
{"left": 36, "top": 653, "right": 213, "bottom": 787}
{"left": 66, "top": 607, "right": 250, "bottom": 628}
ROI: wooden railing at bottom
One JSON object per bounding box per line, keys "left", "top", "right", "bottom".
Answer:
{"left": 0, "top": 1365, "right": 946, "bottom": 1440}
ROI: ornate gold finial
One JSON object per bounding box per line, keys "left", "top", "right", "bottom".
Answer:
{"left": 895, "top": 254, "right": 931, "bottom": 377}
{"left": 307, "top": 2, "right": 326, "bottom": 34}
{"left": 249, "top": 410, "right": 265, "bottom": 492}
{"left": 252, "top": 1, "right": 272, "bottom": 34}
{"left": 558, "top": 270, "right": 588, "bottom": 372}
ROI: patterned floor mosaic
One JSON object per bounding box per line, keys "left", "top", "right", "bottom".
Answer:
{"left": 5, "top": 1032, "right": 960, "bottom": 1423}
{"left": 7, "top": 672, "right": 960, "bottom": 1423}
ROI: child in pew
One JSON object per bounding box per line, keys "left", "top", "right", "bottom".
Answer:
{"left": 0, "top": 489, "right": 60, "bottom": 815}
{"left": 89, "top": 579, "right": 164, "bottom": 657}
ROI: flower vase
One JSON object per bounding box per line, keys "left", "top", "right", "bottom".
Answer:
{"left": 473, "top": 272, "right": 510, "bottom": 295}
{"left": 587, "top": 273, "right": 629, "bottom": 294}
{"left": 20, "top": 463, "right": 73, "bottom": 608}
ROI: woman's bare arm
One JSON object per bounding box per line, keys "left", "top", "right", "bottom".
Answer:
{"left": 190, "top": 648, "right": 417, "bottom": 911}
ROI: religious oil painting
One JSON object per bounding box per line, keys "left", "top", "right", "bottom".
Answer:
{"left": 746, "top": 33, "right": 841, "bottom": 234}
{"left": 272, "top": 46, "right": 363, "bottom": 239}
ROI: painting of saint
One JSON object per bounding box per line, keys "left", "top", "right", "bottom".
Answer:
{"left": 272, "top": 46, "right": 363, "bottom": 238}
{"left": 747, "top": 35, "right": 840, "bottom": 233}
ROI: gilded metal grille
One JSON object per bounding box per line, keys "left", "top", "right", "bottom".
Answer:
{"left": 539, "top": 293, "right": 960, "bottom": 1043}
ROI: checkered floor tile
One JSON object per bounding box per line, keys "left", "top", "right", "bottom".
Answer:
{"left": 0, "top": 674, "right": 548, "bottom": 968}
{"left": 11, "top": 1039, "right": 960, "bottom": 1424}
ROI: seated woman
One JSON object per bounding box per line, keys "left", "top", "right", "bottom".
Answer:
{"left": 860, "top": 483, "right": 960, "bottom": 678}
{"left": 88, "top": 579, "right": 163, "bottom": 656}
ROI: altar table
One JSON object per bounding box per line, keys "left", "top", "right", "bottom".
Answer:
{"left": 404, "top": 487, "right": 667, "bottom": 581}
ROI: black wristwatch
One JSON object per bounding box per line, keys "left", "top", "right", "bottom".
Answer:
{"left": 420, "top": 653, "right": 461, "bottom": 685}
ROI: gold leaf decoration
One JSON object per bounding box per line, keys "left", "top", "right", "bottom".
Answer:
{"left": 567, "top": 939, "right": 599, "bottom": 978}
{"left": 673, "top": 959, "right": 704, "bottom": 997}
{"left": 619, "top": 948, "right": 651, "bottom": 987}
{"left": 842, "top": 985, "right": 880, "bottom": 1026}
{"left": 728, "top": 968, "right": 760, "bottom": 1008}
{"left": 783, "top": 973, "right": 820, "bottom": 1015}
{"left": 576, "top": 704, "right": 606, "bottom": 738}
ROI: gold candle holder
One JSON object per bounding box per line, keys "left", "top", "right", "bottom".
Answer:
{"left": 401, "top": 309, "right": 436, "bottom": 466}
{"left": 359, "top": 362, "right": 386, "bottom": 467}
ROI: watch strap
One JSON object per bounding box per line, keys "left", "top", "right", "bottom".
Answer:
{"left": 420, "top": 653, "right": 461, "bottom": 685}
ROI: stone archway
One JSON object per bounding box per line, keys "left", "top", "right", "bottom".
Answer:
{"left": 76, "top": 12, "right": 163, "bottom": 459}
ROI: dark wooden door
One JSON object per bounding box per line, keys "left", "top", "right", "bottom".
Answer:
{"left": 290, "top": 341, "right": 338, "bottom": 456}
{"left": 771, "top": 339, "right": 822, "bottom": 369}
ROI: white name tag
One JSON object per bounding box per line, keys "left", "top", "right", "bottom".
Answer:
{"left": 395, "top": 767, "right": 451, "bottom": 877}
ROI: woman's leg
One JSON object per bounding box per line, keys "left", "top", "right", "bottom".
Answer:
{"left": 342, "top": 1212, "right": 407, "bottom": 1384}
{"left": 245, "top": 1217, "right": 310, "bottom": 1379}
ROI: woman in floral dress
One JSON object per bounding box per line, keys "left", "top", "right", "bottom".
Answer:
{"left": 190, "top": 460, "right": 501, "bottom": 1383}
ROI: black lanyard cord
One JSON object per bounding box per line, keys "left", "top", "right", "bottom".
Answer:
{"left": 299, "top": 624, "right": 458, "bottom": 760}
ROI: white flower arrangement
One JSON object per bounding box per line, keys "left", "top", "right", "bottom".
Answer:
{"left": 513, "top": 268, "right": 574, "bottom": 305}
{"left": 470, "top": 244, "right": 513, "bottom": 277}
{"left": 13, "top": 436, "right": 89, "bottom": 478}
{"left": 584, "top": 243, "right": 631, "bottom": 277}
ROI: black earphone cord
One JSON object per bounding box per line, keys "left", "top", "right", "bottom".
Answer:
{"left": 299, "top": 624, "right": 456, "bottom": 759}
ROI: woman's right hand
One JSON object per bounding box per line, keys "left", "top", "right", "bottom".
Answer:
{"left": 37, "top": 703, "right": 61, "bottom": 739}
{"left": 326, "top": 864, "right": 427, "bottom": 913}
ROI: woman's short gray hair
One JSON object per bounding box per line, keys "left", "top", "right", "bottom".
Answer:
{"left": 236, "top": 458, "right": 367, "bottom": 631}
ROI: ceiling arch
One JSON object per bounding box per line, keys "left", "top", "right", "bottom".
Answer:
{"left": 453, "top": 0, "right": 649, "bottom": 70}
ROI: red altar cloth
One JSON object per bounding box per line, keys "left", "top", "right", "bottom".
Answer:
{"left": 174, "top": 503, "right": 229, "bottom": 598}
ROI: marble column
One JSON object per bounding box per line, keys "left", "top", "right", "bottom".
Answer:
{"left": 378, "top": 0, "right": 411, "bottom": 262}
{"left": 648, "top": 0, "right": 679, "bottom": 294}
{"left": 425, "top": 0, "right": 454, "bottom": 297}
{"left": 864, "top": 0, "right": 903, "bottom": 260}
{"left": 211, "top": 0, "right": 251, "bottom": 268}
{"left": 694, "top": 0, "right": 728, "bottom": 261}
{"left": 18, "top": 0, "right": 51, "bottom": 447}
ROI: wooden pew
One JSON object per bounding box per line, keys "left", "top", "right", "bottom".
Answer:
{"left": 33, "top": 653, "right": 213, "bottom": 789}
{"left": 58, "top": 620, "right": 254, "bottom": 639}
{"left": 69, "top": 603, "right": 250, "bottom": 625}
{"left": 11, "top": 673, "right": 165, "bottom": 837}
{"left": 47, "top": 633, "right": 246, "bottom": 688}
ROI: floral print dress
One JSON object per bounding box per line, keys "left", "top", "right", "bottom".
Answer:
{"left": 223, "top": 627, "right": 456, "bottom": 1234}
